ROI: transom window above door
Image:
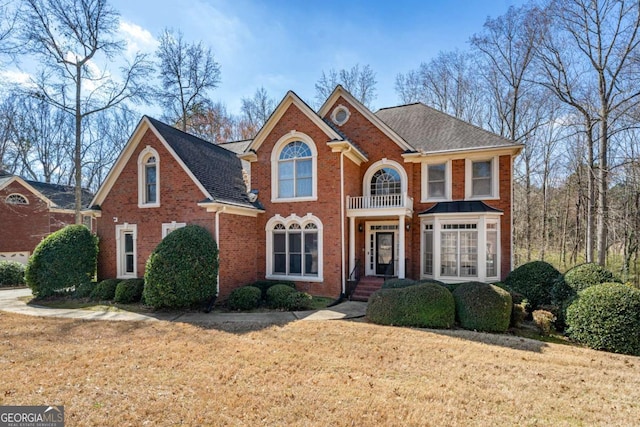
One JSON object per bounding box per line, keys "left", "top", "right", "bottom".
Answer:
{"left": 370, "top": 167, "right": 401, "bottom": 196}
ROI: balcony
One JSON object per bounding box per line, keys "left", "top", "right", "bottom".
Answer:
{"left": 347, "top": 193, "right": 413, "bottom": 217}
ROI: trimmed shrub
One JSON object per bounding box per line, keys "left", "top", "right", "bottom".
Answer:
{"left": 143, "top": 225, "right": 218, "bottom": 309}
{"left": 504, "top": 261, "right": 561, "bottom": 309}
{"left": 227, "top": 286, "right": 262, "bottom": 311}
{"left": 249, "top": 280, "right": 296, "bottom": 299}
{"left": 91, "top": 278, "right": 120, "bottom": 301}
{"left": 416, "top": 278, "right": 444, "bottom": 286}
{"left": 438, "top": 282, "right": 463, "bottom": 294}
{"left": 266, "top": 284, "right": 297, "bottom": 309}
{"left": 0, "top": 261, "right": 26, "bottom": 287}
{"left": 452, "top": 282, "right": 512, "bottom": 333}
{"left": 25, "top": 225, "right": 98, "bottom": 298}
{"left": 74, "top": 281, "right": 95, "bottom": 299}
{"left": 286, "top": 291, "right": 313, "bottom": 311}
{"left": 114, "top": 279, "right": 145, "bottom": 304}
{"left": 564, "top": 263, "right": 621, "bottom": 293}
{"left": 381, "top": 278, "right": 417, "bottom": 289}
{"left": 511, "top": 301, "right": 528, "bottom": 328}
{"left": 566, "top": 282, "right": 640, "bottom": 355}
{"left": 366, "top": 283, "right": 455, "bottom": 329}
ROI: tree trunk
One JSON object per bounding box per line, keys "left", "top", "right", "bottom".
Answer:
{"left": 586, "top": 124, "right": 595, "bottom": 263}
{"left": 596, "top": 114, "right": 608, "bottom": 266}
{"left": 74, "top": 64, "right": 82, "bottom": 224}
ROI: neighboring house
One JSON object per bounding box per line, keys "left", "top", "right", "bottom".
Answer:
{"left": 91, "top": 85, "right": 522, "bottom": 300}
{"left": 0, "top": 170, "right": 94, "bottom": 264}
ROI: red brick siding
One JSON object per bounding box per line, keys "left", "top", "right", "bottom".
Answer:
{"left": 218, "top": 213, "right": 257, "bottom": 300}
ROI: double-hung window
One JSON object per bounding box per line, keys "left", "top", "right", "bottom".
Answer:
{"left": 466, "top": 157, "right": 498, "bottom": 199}
{"left": 278, "top": 141, "right": 312, "bottom": 198}
{"left": 138, "top": 147, "right": 160, "bottom": 208}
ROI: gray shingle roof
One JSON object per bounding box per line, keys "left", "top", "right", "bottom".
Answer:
{"left": 218, "top": 139, "right": 252, "bottom": 155}
{"left": 1, "top": 170, "right": 93, "bottom": 209}
{"left": 146, "top": 117, "right": 257, "bottom": 209}
{"left": 375, "top": 103, "right": 518, "bottom": 153}
{"left": 419, "top": 201, "right": 503, "bottom": 215}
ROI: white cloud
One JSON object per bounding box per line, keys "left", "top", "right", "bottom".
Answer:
{"left": 119, "top": 20, "right": 158, "bottom": 58}
{"left": 0, "top": 69, "right": 33, "bottom": 87}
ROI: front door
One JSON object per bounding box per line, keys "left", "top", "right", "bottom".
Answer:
{"left": 375, "top": 232, "right": 394, "bottom": 275}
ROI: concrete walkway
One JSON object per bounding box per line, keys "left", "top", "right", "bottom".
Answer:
{"left": 0, "top": 288, "right": 367, "bottom": 326}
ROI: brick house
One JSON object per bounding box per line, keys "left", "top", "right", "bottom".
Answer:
{"left": 0, "top": 170, "right": 94, "bottom": 264}
{"left": 91, "top": 86, "right": 522, "bottom": 300}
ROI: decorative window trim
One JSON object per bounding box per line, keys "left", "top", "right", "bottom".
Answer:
{"left": 421, "top": 160, "right": 452, "bottom": 202}
{"left": 115, "top": 223, "right": 137, "bottom": 279}
{"left": 138, "top": 146, "right": 160, "bottom": 208}
{"left": 270, "top": 131, "right": 318, "bottom": 203}
{"left": 5, "top": 193, "right": 29, "bottom": 205}
{"left": 465, "top": 156, "right": 499, "bottom": 200}
{"left": 265, "top": 213, "right": 323, "bottom": 282}
{"left": 162, "top": 221, "right": 186, "bottom": 238}
{"left": 331, "top": 104, "right": 351, "bottom": 126}
{"left": 362, "top": 158, "right": 408, "bottom": 197}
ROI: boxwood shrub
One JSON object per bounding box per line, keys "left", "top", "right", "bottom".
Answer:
{"left": 227, "top": 286, "right": 262, "bottom": 311}
{"left": 366, "top": 283, "right": 455, "bottom": 329}
{"left": 266, "top": 284, "right": 297, "bottom": 309}
{"left": 249, "top": 280, "right": 295, "bottom": 299}
{"left": 563, "top": 263, "right": 621, "bottom": 293}
{"left": 91, "top": 278, "right": 120, "bottom": 301}
{"left": 566, "top": 282, "right": 640, "bottom": 356}
{"left": 452, "top": 282, "right": 512, "bottom": 333}
{"left": 286, "top": 291, "right": 313, "bottom": 311}
{"left": 504, "top": 261, "right": 561, "bottom": 309}
{"left": 381, "top": 278, "right": 417, "bottom": 289}
{"left": 114, "top": 279, "right": 145, "bottom": 304}
{"left": 0, "top": 261, "right": 26, "bottom": 287}
{"left": 25, "top": 225, "right": 98, "bottom": 298}
{"left": 143, "top": 225, "right": 218, "bottom": 309}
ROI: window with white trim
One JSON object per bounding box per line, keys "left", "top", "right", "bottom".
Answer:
{"left": 422, "top": 161, "right": 450, "bottom": 201}
{"left": 466, "top": 157, "right": 499, "bottom": 199}
{"left": 116, "top": 224, "right": 137, "bottom": 278}
{"left": 271, "top": 132, "right": 318, "bottom": 202}
{"left": 138, "top": 147, "right": 160, "bottom": 208}
{"left": 5, "top": 193, "right": 28, "bottom": 205}
{"left": 267, "top": 214, "right": 322, "bottom": 281}
{"left": 441, "top": 224, "right": 478, "bottom": 277}
{"left": 371, "top": 167, "right": 401, "bottom": 196}
{"left": 162, "top": 222, "right": 186, "bottom": 238}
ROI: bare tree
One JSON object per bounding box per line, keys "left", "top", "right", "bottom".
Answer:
{"left": 315, "top": 64, "right": 377, "bottom": 108}
{"left": 186, "top": 101, "right": 238, "bottom": 144}
{"left": 239, "top": 86, "right": 275, "bottom": 138}
{"left": 155, "top": 28, "right": 221, "bottom": 132}
{"left": 18, "top": 0, "right": 152, "bottom": 222}
{"left": 0, "top": 94, "right": 17, "bottom": 171}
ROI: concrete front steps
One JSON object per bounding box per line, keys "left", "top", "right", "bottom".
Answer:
{"left": 350, "top": 276, "right": 385, "bottom": 302}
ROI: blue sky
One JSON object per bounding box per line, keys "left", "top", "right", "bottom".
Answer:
{"left": 102, "top": 1, "right": 526, "bottom": 114}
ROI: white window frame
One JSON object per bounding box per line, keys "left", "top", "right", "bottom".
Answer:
{"left": 362, "top": 158, "right": 408, "bottom": 197}
{"left": 265, "top": 214, "right": 323, "bottom": 282}
{"left": 138, "top": 146, "right": 160, "bottom": 208}
{"left": 5, "top": 193, "right": 29, "bottom": 205}
{"left": 116, "top": 223, "right": 137, "bottom": 279}
{"left": 420, "top": 215, "right": 501, "bottom": 283}
{"left": 421, "top": 160, "right": 452, "bottom": 202}
{"left": 162, "top": 222, "right": 186, "bottom": 238}
{"left": 271, "top": 131, "right": 318, "bottom": 203}
{"left": 465, "top": 156, "right": 499, "bottom": 200}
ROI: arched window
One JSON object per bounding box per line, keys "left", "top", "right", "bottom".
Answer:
{"left": 371, "top": 167, "right": 401, "bottom": 196}
{"left": 5, "top": 194, "right": 28, "bottom": 205}
{"left": 267, "top": 214, "right": 322, "bottom": 281}
{"left": 138, "top": 147, "right": 160, "bottom": 208}
{"left": 271, "top": 132, "right": 317, "bottom": 202}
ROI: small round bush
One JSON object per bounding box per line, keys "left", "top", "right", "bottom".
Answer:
{"left": 91, "top": 278, "right": 120, "bottom": 301}
{"left": 249, "top": 280, "right": 295, "bottom": 299}
{"left": 452, "top": 282, "right": 513, "bottom": 333}
{"left": 566, "top": 282, "right": 640, "bottom": 355}
{"left": 0, "top": 261, "right": 26, "bottom": 287}
{"left": 416, "top": 278, "right": 444, "bottom": 286}
{"left": 381, "top": 278, "right": 417, "bottom": 289}
{"left": 74, "top": 281, "right": 95, "bottom": 298}
{"left": 564, "top": 263, "right": 621, "bottom": 293}
{"left": 227, "top": 286, "right": 262, "bottom": 311}
{"left": 114, "top": 279, "right": 145, "bottom": 304}
{"left": 143, "top": 225, "right": 218, "bottom": 309}
{"left": 366, "top": 283, "right": 455, "bottom": 329}
{"left": 286, "top": 291, "right": 313, "bottom": 310}
{"left": 266, "top": 284, "right": 298, "bottom": 309}
{"left": 504, "top": 261, "right": 561, "bottom": 309}
{"left": 25, "top": 225, "right": 98, "bottom": 298}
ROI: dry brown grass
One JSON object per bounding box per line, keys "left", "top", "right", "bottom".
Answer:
{"left": 1, "top": 312, "right": 639, "bottom": 426}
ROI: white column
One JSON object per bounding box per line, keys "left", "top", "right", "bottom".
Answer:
{"left": 398, "top": 215, "right": 405, "bottom": 278}
{"left": 349, "top": 216, "right": 356, "bottom": 278}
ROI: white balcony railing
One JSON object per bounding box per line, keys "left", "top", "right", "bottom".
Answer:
{"left": 347, "top": 192, "right": 413, "bottom": 211}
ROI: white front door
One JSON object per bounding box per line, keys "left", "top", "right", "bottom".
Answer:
{"left": 365, "top": 221, "right": 399, "bottom": 276}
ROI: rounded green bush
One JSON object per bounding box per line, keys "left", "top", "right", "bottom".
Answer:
{"left": 366, "top": 283, "right": 455, "bottom": 329}
{"left": 114, "top": 279, "right": 145, "bottom": 304}
{"left": 381, "top": 278, "right": 417, "bottom": 289}
{"left": 504, "top": 261, "right": 561, "bottom": 309}
{"left": 74, "top": 281, "right": 95, "bottom": 299}
{"left": 0, "top": 261, "right": 26, "bottom": 287}
{"left": 143, "top": 225, "right": 219, "bottom": 309}
{"left": 566, "top": 282, "right": 640, "bottom": 356}
{"left": 249, "top": 280, "right": 295, "bottom": 299}
{"left": 266, "top": 284, "right": 297, "bottom": 309}
{"left": 25, "top": 225, "right": 98, "bottom": 298}
{"left": 91, "top": 278, "right": 120, "bottom": 301}
{"left": 286, "top": 291, "right": 313, "bottom": 311}
{"left": 452, "top": 282, "right": 513, "bottom": 333}
{"left": 227, "top": 286, "right": 262, "bottom": 310}
{"left": 564, "top": 263, "right": 621, "bottom": 293}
